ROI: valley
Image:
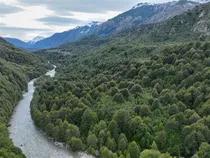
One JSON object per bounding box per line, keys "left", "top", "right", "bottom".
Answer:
{"left": 0, "top": 1, "right": 210, "bottom": 158}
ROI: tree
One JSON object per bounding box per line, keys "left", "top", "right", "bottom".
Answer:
{"left": 69, "top": 137, "right": 83, "bottom": 151}
{"left": 80, "top": 109, "right": 98, "bottom": 136}
{"left": 113, "top": 93, "right": 125, "bottom": 103}
{"left": 110, "top": 87, "right": 119, "bottom": 96}
{"left": 118, "top": 133, "right": 128, "bottom": 151}
{"left": 45, "top": 123, "right": 54, "bottom": 137}
{"left": 151, "top": 141, "right": 158, "bottom": 150}
{"left": 128, "top": 141, "right": 140, "bottom": 158}
{"left": 108, "top": 120, "right": 119, "bottom": 140}
{"left": 114, "top": 110, "right": 130, "bottom": 133}
{"left": 152, "top": 99, "right": 161, "bottom": 110}
{"left": 197, "top": 142, "right": 210, "bottom": 158}
{"left": 139, "top": 105, "right": 152, "bottom": 117}
{"left": 87, "top": 133, "right": 98, "bottom": 149}
{"left": 128, "top": 116, "right": 146, "bottom": 140}
{"left": 98, "top": 130, "right": 106, "bottom": 147}
{"left": 106, "top": 138, "right": 116, "bottom": 151}
{"left": 118, "top": 138, "right": 127, "bottom": 151}
{"left": 130, "top": 84, "right": 142, "bottom": 94}
{"left": 140, "top": 149, "right": 161, "bottom": 158}
{"left": 120, "top": 88, "right": 130, "bottom": 98}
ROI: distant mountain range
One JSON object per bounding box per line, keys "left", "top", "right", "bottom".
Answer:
{"left": 3, "top": 0, "right": 209, "bottom": 50}
{"left": 27, "top": 36, "right": 45, "bottom": 45}
{"left": 4, "top": 36, "right": 45, "bottom": 50}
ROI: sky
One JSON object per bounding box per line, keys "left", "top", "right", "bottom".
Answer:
{"left": 0, "top": 0, "right": 171, "bottom": 41}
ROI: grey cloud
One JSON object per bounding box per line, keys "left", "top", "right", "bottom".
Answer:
{"left": 0, "top": 26, "right": 53, "bottom": 40}
{"left": 0, "top": 26, "right": 51, "bottom": 32}
{"left": 36, "top": 16, "right": 84, "bottom": 26}
{"left": 17, "top": 0, "right": 140, "bottom": 14}
{"left": 0, "top": 3, "right": 24, "bottom": 15}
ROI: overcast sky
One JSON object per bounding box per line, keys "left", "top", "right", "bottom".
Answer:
{"left": 0, "top": 0, "right": 171, "bottom": 41}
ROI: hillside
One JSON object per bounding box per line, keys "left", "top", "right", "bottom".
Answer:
{"left": 117, "top": 2, "right": 210, "bottom": 43}
{"left": 96, "top": 0, "right": 198, "bottom": 36}
{"left": 32, "top": 2, "right": 210, "bottom": 158}
{"left": 4, "top": 37, "right": 31, "bottom": 49}
{"left": 0, "top": 38, "right": 50, "bottom": 157}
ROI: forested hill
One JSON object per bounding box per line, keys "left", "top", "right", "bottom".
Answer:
{"left": 32, "top": 2, "right": 210, "bottom": 158}
{"left": 0, "top": 38, "right": 50, "bottom": 158}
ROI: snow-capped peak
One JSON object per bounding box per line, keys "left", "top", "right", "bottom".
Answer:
{"left": 132, "top": 2, "right": 154, "bottom": 9}
{"left": 87, "top": 21, "right": 101, "bottom": 27}
{"left": 190, "top": 0, "right": 210, "bottom": 3}
{"left": 28, "top": 36, "right": 45, "bottom": 45}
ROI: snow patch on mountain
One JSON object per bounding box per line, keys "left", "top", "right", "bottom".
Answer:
{"left": 87, "top": 21, "right": 102, "bottom": 27}
{"left": 132, "top": 2, "right": 155, "bottom": 9}
{"left": 191, "top": 0, "right": 210, "bottom": 3}
{"left": 28, "top": 36, "right": 45, "bottom": 45}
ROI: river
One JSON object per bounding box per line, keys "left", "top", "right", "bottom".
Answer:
{"left": 9, "top": 66, "right": 93, "bottom": 158}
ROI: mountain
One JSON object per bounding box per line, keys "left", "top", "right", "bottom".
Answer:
{"left": 116, "top": 1, "right": 210, "bottom": 43}
{"left": 3, "top": 36, "right": 45, "bottom": 50}
{"left": 95, "top": 0, "right": 198, "bottom": 35}
{"left": 192, "top": 0, "right": 210, "bottom": 3}
{"left": 4, "top": 37, "right": 30, "bottom": 49}
{"left": 36, "top": 2, "right": 210, "bottom": 62}
{"left": 31, "top": 0, "right": 199, "bottom": 50}
{"left": 32, "top": 21, "right": 101, "bottom": 49}
{"left": 27, "top": 36, "right": 45, "bottom": 45}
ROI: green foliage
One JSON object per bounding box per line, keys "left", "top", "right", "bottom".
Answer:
{"left": 31, "top": 24, "right": 210, "bottom": 157}
{"left": 0, "top": 38, "right": 49, "bottom": 157}
{"left": 87, "top": 133, "right": 98, "bottom": 149}
{"left": 69, "top": 137, "right": 84, "bottom": 151}
{"left": 113, "top": 93, "right": 125, "bottom": 103}
{"left": 197, "top": 142, "right": 210, "bottom": 158}
{"left": 128, "top": 141, "right": 140, "bottom": 158}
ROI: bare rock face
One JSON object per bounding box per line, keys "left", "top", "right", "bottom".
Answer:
{"left": 193, "top": 10, "right": 210, "bottom": 35}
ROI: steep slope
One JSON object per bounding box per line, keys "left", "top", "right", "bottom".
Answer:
{"left": 27, "top": 36, "right": 45, "bottom": 45}
{"left": 116, "top": 2, "right": 210, "bottom": 43}
{"left": 96, "top": 0, "right": 198, "bottom": 35}
{"left": 4, "top": 37, "right": 30, "bottom": 49}
{"left": 0, "top": 38, "right": 50, "bottom": 157}
{"left": 31, "top": 0, "right": 199, "bottom": 50}
{"left": 32, "top": 22, "right": 101, "bottom": 49}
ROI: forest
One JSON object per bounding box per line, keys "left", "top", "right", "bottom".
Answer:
{"left": 0, "top": 38, "right": 50, "bottom": 158}
{"left": 30, "top": 3, "right": 210, "bottom": 158}
{"left": 0, "top": 2, "right": 210, "bottom": 158}
{"left": 32, "top": 40, "right": 210, "bottom": 158}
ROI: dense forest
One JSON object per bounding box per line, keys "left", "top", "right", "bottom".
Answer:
{"left": 32, "top": 41, "right": 210, "bottom": 158}
{"left": 31, "top": 3, "right": 210, "bottom": 158}
{"left": 1, "top": 1, "right": 209, "bottom": 158}
{"left": 0, "top": 38, "right": 50, "bottom": 158}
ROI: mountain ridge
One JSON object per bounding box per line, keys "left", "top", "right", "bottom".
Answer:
{"left": 4, "top": 0, "right": 208, "bottom": 50}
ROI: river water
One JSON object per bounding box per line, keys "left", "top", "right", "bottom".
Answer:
{"left": 9, "top": 67, "right": 93, "bottom": 158}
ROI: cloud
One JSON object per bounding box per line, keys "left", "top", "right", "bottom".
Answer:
{"left": 0, "top": 26, "right": 53, "bottom": 40}
{"left": 17, "top": 0, "right": 141, "bottom": 14}
{"left": 0, "top": 26, "right": 52, "bottom": 32}
{"left": 0, "top": 22, "right": 6, "bottom": 26}
{"left": 0, "top": 3, "right": 24, "bottom": 15}
{"left": 36, "top": 16, "right": 84, "bottom": 26}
